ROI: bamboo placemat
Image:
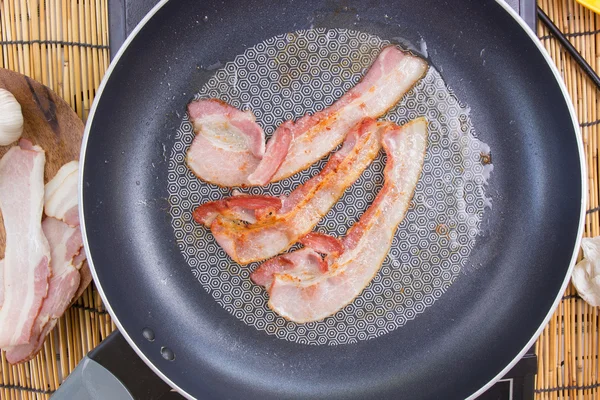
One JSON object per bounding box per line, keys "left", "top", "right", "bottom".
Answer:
{"left": 537, "top": 1, "right": 600, "bottom": 399}
{"left": 0, "top": 1, "right": 114, "bottom": 399}
{"left": 0, "top": 0, "right": 597, "bottom": 398}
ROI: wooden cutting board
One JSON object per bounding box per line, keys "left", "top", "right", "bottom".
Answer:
{"left": 0, "top": 68, "right": 90, "bottom": 297}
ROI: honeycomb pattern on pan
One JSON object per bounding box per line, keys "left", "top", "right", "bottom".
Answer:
{"left": 167, "top": 28, "right": 490, "bottom": 345}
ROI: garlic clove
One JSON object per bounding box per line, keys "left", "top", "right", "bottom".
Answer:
{"left": 571, "top": 236, "right": 600, "bottom": 306}
{"left": 0, "top": 88, "right": 24, "bottom": 146}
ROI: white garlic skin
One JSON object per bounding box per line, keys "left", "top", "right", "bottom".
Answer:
{"left": 0, "top": 88, "right": 24, "bottom": 146}
{"left": 572, "top": 236, "right": 600, "bottom": 306}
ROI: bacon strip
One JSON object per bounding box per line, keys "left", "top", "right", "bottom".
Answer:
{"left": 5, "top": 218, "right": 83, "bottom": 363}
{"left": 44, "top": 160, "right": 79, "bottom": 226}
{"left": 193, "top": 195, "right": 282, "bottom": 226}
{"left": 298, "top": 232, "right": 343, "bottom": 256}
{"left": 47, "top": 159, "right": 90, "bottom": 310}
{"left": 0, "top": 140, "right": 51, "bottom": 347}
{"left": 252, "top": 118, "right": 428, "bottom": 323}
{"left": 186, "top": 99, "right": 266, "bottom": 187}
{"left": 251, "top": 46, "right": 427, "bottom": 184}
{"left": 72, "top": 261, "right": 92, "bottom": 306}
{"left": 198, "top": 118, "right": 383, "bottom": 264}
{"left": 251, "top": 248, "right": 327, "bottom": 288}
{"left": 0, "top": 259, "right": 4, "bottom": 309}
{"left": 247, "top": 125, "right": 292, "bottom": 185}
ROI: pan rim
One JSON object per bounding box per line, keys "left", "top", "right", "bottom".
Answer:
{"left": 78, "top": 1, "right": 587, "bottom": 399}
{"left": 465, "top": 2, "right": 586, "bottom": 399}
{"left": 78, "top": 1, "right": 190, "bottom": 397}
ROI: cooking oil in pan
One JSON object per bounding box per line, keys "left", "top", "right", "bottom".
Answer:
{"left": 168, "top": 28, "right": 492, "bottom": 345}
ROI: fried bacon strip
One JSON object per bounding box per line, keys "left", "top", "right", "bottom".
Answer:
{"left": 194, "top": 118, "right": 384, "bottom": 264}
{"left": 251, "top": 118, "right": 428, "bottom": 323}
{"left": 250, "top": 46, "right": 427, "bottom": 185}
{"left": 186, "top": 99, "right": 266, "bottom": 187}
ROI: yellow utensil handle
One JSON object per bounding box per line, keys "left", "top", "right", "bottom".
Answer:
{"left": 577, "top": 0, "right": 600, "bottom": 14}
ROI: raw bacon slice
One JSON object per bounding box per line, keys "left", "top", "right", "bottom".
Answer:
{"left": 0, "top": 140, "right": 51, "bottom": 347}
{"left": 0, "top": 259, "right": 3, "bottom": 309}
{"left": 5, "top": 217, "right": 83, "bottom": 363}
{"left": 197, "top": 118, "right": 383, "bottom": 264}
{"left": 252, "top": 46, "right": 428, "bottom": 184}
{"left": 46, "top": 159, "right": 90, "bottom": 304}
{"left": 72, "top": 260, "right": 92, "bottom": 305}
{"left": 186, "top": 99, "right": 266, "bottom": 187}
{"left": 252, "top": 118, "right": 428, "bottom": 323}
{"left": 72, "top": 248, "right": 87, "bottom": 269}
{"left": 44, "top": 160, "right": 79, "bottom": 226}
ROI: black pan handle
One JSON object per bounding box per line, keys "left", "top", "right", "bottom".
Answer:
{"left": 51, "top": 330, "right": 174, "bottom": 400}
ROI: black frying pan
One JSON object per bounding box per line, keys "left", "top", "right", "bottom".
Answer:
{"left": 74, "top": 0, "right": 585, "bottom": 398}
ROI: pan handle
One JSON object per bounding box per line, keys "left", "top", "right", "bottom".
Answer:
{"left": 51, "top": 330, "right": 173, "bottom": 400}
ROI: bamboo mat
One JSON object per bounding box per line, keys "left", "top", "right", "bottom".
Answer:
{"left": 0, "top": 1, "right": 115, "bottom": 399}
{"left": 0, "top": 0, "right": 597, "bottom": 399}
{"left": 537, "top": 1, "right": 600, "bottom": 398}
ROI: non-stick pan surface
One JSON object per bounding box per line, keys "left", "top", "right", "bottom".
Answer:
{"left": 80, "top": 0, "right": 585, "bottom": 398}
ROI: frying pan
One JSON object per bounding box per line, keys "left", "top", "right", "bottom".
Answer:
{"left": 68, "top": 0, "right": 585, "bottom": 398}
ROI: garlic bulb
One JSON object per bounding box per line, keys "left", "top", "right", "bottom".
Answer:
{"left": 0, "top": 88, "right": 24, "bottom": 146}
{"left": 572, "top": 236, "right": 600, "bottom": 306}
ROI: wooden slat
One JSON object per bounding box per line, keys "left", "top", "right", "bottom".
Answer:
{"left": 0, "top": 1, "right": 114, "bottom": 397}
{"left": 537, "top": 1, "right": 600, "bottom": 399}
